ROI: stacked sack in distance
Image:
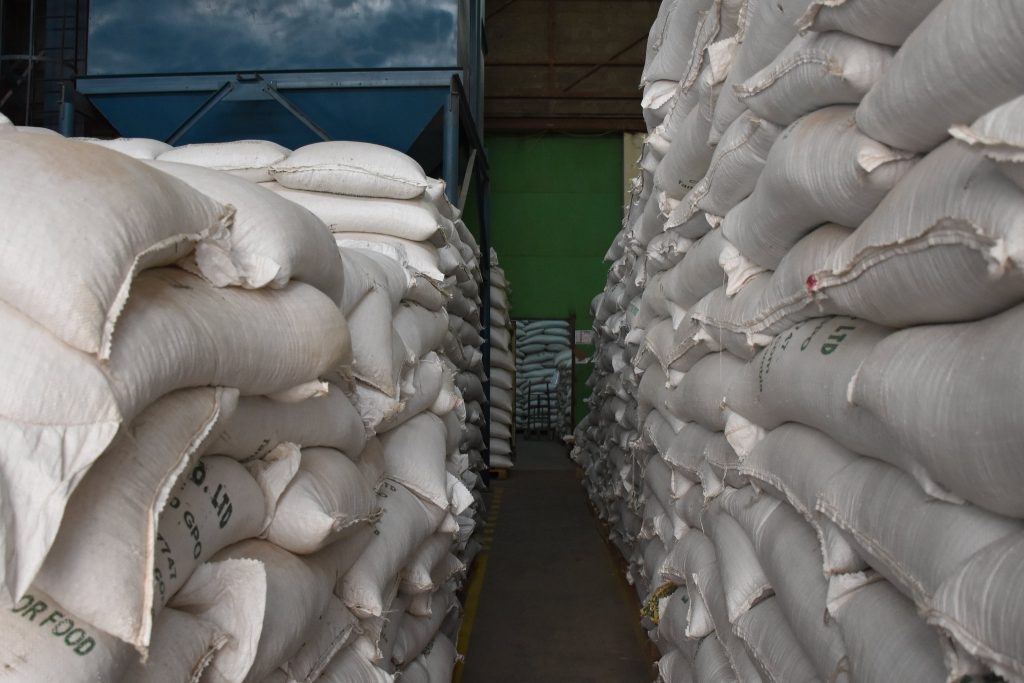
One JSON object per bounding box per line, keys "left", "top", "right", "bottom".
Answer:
{"left": 0, "top": 128, "right": 493, "bottom": 682}
{"left": 488, "top": 254, "right": 515, "bottom": 468}
{"left": 514, "top": 320, "right": 573, "bottom": 437}
{"left": 575, "top": 0, "right": 1024, "bottom": 681}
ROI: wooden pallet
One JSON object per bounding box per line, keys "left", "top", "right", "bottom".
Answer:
{"left": 488, "top": 467, "right": 511, "bottom": 480}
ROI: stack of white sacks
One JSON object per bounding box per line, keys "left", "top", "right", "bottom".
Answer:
{"left": 488, "top": 255, "right": 515, "bottom": 468}
{"left": 0, "top": 127, "right": 491, "bottom": 682}
{"left": 575, "top": 0, "right": 1024, "bottom": 681}
{"left": 514, "top": 321, "right": 572, "bottom": 435}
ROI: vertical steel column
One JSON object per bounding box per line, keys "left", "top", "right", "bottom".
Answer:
{"left": 58, "top": 83, "right": 73, "bottom": 135}
{"left": 443, "top": 80, "right": 460, "bottom": 205}
{"left": 24, "top": 0, "right": 36, "bottom": 124}
{"left": 476, "top": 162, "right": 492, "bottom": 467}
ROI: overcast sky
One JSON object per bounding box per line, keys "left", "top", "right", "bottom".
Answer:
{"left": 88, "top": 0, "right": 460, "bottom": 75}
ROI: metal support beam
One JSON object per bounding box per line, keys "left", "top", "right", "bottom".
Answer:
{"left": 259, "top": 77, "right": 331, "bottom": 141}
{"left": 165, "top": 80, "right": 235, "bottom": 144}
{"left": 442, "top": 84, "right": 460, "bottom": 205}
{"left": 458, "top": 148, "right": 477, "bottom": 212}
{"left": 476, "top": 161, "right": 493, "bottom": 468}
{"left": 58, "top": 83, "right": 74, "bottom": 136}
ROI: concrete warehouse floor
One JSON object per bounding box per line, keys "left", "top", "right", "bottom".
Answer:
{"left": 457, "top": 439, "right": 656, "bottom": 683}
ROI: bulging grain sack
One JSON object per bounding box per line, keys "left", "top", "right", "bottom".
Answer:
{"left": 106, "top": 268, "right": 351, "bottom": 413}
{"left": 928, "top": 531, "right": 1024, "bottom": 681}
{"left": 811, "top": 140, "right": 1024, "bottom": 328}
{"left": 724, "top": 316, "right": 896, "bottom": 461}
{"left": 641, "top": 0, "right": 717, "bottom": 86}
{"left": 335, "top": 233, "right": 443, "bottom": 282}
{"left": 173, "top": 541, "right": 332, "bottom": 683}
{"left": 157, "top": 140, "right": 290, "bottom": 182}
{"left": 265, "top": 446, "right": 379, "bottom": 554}
{"left": 148, "top": 160, "right": 345, "bottom": 302}
{"left": 269, "top": 187, "right": 444, "bottom": 243}
{"left": 694, "top": 635, "right": 738, "bottom": 682}
{"left": 341, "top": 481, "right": 446, "bottom": 618}
{"left": 125, "top": 608, "right": 229, "bottom": 683}
{"left": 736, "top": 31, "right": 894, "bottom": 126}
{"left": 281, "top": 597, "right": 360, "bottom": 683}
{"left": 705, "top": 510, "right": 773, "bottom": 623}
{"left": 849, "top": 302, "right": 1024, "bottom": 517}
{"left": 661, "top": 229, "right": 729, "bottom": 312}
{"left": 796, "top": 0, "right": 941, "bottom": 46}
{"left": 337, "top": 247, "right": 408, "bottom": 317}
{"left": 391, "top": 590, "right": 458, "bottom": 667}
{"left": 0, "top": 589, "right": 135, "bottom": 682}
{"left": 271, "top": 141, "right": 428, "bottom": 200}
{"left": 816, "top": 458, "right": 1023, "bottom": 607}
{"left": 393, "top": 303, "right": 449, "bottom": 365}
{"left": 854, "top": 0, "right": 1024, "bottom": 153}
{"left": 674, "top": 111, "right": 782, "bottom": 224}
{"left": 950, "top": 95, "right": 1024, "bottom": 191}
{"left": 689, "top": 225, "right": 851, "bottom": 354}
{"left": 207, "top": 385, "right": 366, "bottom": 461}
{"left": 657, "top": 649, "right": 695, "bottom": 683}
{"left": 721, "top": 488, "right": 850, "bottom": 680}
{"left": 34, "top": 388, "right": 237, "bottom": 649}
{"left": 722, "top": 105, "right": 917, "bottom": 269}
{"left": 402, "top": 534, "right": 456, "bottom": 596}
{"left": 379, "top": 412, "right": 450, "bottom": 511}
{"left": 708, "top": 0, "right": 814, "bottom": 144}
{"left": 404, "top": 633, "right": 457, "bottom": 683}
{"left": 733, "top": 597, "right": 820, "bottom": 683}
{"left": 739, "top": 424, "right": 864, "bottom": 574}
{"left": 0, "top": 134, "right": 232, "bottom": 359}
{"left": 318, "top": 645, "right": 394, "bottom": 682}
{"left": 77, "top": 136, "right": 173, "bottom": 160}
{"left": 654, "top": 85, "right": 719, "bottom": 201}
{"left": 830, "top": 578, "right": 947, "bottom": 683}
{"left": 348, "top": 287, "right": 404, "bottom": 398}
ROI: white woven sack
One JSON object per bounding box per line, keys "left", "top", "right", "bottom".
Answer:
{"left": 694, "top": 635, "right": 736, "bottom": 682}
{"left": 148, "top": 161, "right": 344, "bottom": 302}
{"left": 391, "top": 590, "right": 457, "bottom": 667}
{"left": 157, "top": 140, "right": 290, "bottom": 182}
{"left": 855, "top": 0, "right": 1024, "bottom": 154}
{"left": 0, "top": 588, "right": 135, "bottom": 681}
{"left": 641, "top": 0, "right": 716, "bottom": 86}
{"left": 172, "top": 542, "right": 331, "bottom": 683}
{"left": 77, "top": 136, "right": 172, "bottom": 159}
{"left": 928, "top": 532, "right": 1024, "bottom": 682}
{"left": 379, "top": 413, "right": 449, "bottom": 511}
{"left": 950, "top": 95, "right": 1024, "bottom": 192}
{"left": 334, "top": 233, "right": 443, "bottom": 282}
{"left": 657, "top": 649, "right": 695, "bottom": 683}
{"left": 721, "top": 488, "right": 850, "bottom": 680}
{"left": 265, "top": 446, "right": 379, "bottom": 554}
{"left": 661, "top": 229, "right": 728, "bottom": 312}
{"left": 733, "top": 597, "right": 821, "bottom": 683}
{"left": 736, "top": 31, "right": 894, "bottom": 126}
{"left": 208, "top": 385, "right": 366, "bottom": 461}
{"left": 849, "top": 303, "right": 1024, "bottom": 517}
{"left": 271, "top": 141, "right": 428, "bottom": 200}
{"left": 830, "top": 578, "right": 948, "bottom": 683}
{"left": 402, "top": 533, "right": 456, "bottom": 596}
{"left": 722, "top": 105, "right": 917, "bottom": 270}
{"left": 393, "top": 303, "right": 449, "bottom": 365}
{"left": 336, "top": 247, "right": 408, "bottom": 316}
{"left": 817, "top": 458, "right": 1023, "bottom": 608}
{"left": 270, "top": 187, "right": 443, "bottom": 242}
{"left": 705, "top": 510, "right": 773, "bottom": 624}
{"left": 674, "top": 110, "right": 782, "bottom": 224}
{"left": 796, "top": 0, "right": 941, "bottom": 46}
{"left": 406, "top": 634, "right": 457, "bottom": 683}
{"left": 34, "top": 389, "right": 237, "bottom": 650}
{"left": 341, "top": 480, "right": 446, "bottom": 618}
{"left": 811, "top": 141, "right": 1024, "bottom": 328}
{"left": 708, "top": 0, "right": 814, "bottom": 144}
{"left": 347, "top": 287, "right": 404, "bottom": 398}
{"left": 281, "top": 597, "right": 360, "bottom": 683}
{"left": 318, "top": 645, "right": 394, "bottom": 682}
{"left": 125, "top": 607, "right": 229, "bottom": 683}
{"left": 0, "top": 134, "right": 232, "bottom": 359}
{"left": 739, "top": 424, "right": 864, "bottom": 575}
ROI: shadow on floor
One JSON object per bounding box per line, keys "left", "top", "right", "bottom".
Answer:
{"left": 458, "top": 438, "right": 656, "bottom": 683}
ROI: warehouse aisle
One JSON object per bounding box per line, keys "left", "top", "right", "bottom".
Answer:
{"left": 458, "top": 440, "right": 655, "bottom": 683}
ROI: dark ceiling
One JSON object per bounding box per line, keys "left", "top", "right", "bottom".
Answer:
{"left": 484, "top": 0, "right": 660, "bottom": 132}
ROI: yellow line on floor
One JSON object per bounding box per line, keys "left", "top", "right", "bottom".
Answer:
{"left": 453, "top": 484, "right": 504, "bottom": 683}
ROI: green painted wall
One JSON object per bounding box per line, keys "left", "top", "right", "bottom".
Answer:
{"left": 466, "top": 133, "right": 623, "bottom": 425}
